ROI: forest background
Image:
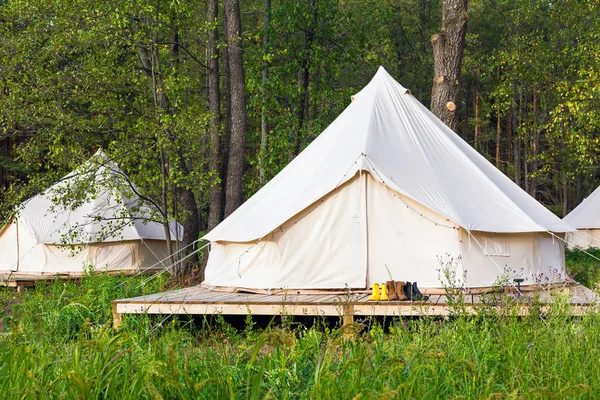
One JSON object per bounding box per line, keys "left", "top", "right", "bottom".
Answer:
{"left": 0, "top": 0, "right": 599, "bottom": 277}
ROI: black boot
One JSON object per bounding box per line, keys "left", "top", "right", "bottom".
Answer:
{"left": 411, "top": 282, "right": 429, "bottom": 301}
{"left": 403, "top": 282, "right": 413, "bottom": 300}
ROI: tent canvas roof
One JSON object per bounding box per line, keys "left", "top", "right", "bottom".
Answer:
{"left": 205, "top": 67, "right": 572, "bottom": 243}
{"left": 16, "top": 150, "right": 182, "bottom": 245}
{"left": 564, "top": 185, "right": 600, "bottom": 229}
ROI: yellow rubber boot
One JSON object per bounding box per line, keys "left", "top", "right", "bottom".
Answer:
{"left": 380, "top": 283, "right": 389, "bottom": 301}
{"left": 368, "top": 283, "right": 381, "bottom": 301}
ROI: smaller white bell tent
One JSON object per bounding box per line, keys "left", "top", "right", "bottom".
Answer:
{"left": 0, "top": 150, "right": 182, "bottom": 276}
{"left": 202, "top": 67, "right": 574, "bottom": 291}
{"left": 564, "top": 186, "right": 600, "bottom": 249}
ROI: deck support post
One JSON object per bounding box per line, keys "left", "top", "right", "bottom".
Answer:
{"left": 342, "top": 304, "right": 355, "bottom": 326}
{"left": 342, "top": 303, "right": 356, "bottom": 339}
{"left": 112, "top": 302, "right": 123, "bottom": 331}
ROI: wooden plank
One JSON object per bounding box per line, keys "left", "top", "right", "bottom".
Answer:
{"left": 196, "top": 292, "right": 248, "bottom": 303}
{"left": 141, "top": 291, "right": 232, "bottom": 304}
{"left": 155, "top": 290, "right": 203, "bottom": 303}
{"left": 252, "top": 295, "right": 288, "bottom": 303}
{"left": 231, "top": 294, "right": 272, "bottom": 303}
{"left": 427, "top": 294, "right": 441, "bottom": 305}
{"left": 220, "top": 293, "right": 254, "bottom": 302}
{"left": 309, "top": 295, "right": 340, "bottom": 304}
{"left": 116, "top": 302, "right": 345, "bottom": 316}
{"left": 113, "top": 284, "right": 600, "bottom": 318}
{"left": 115, "top": 298, "right": 597, "bottom": 318}
{"left": 354, "top": 303, "right": 467, "bottom": 317}
{"left": 199, "top": 293, "right": 240, "bottom": 303}
{"left": 150, "top": 290, "right": 203, "bottom": 303}
{"left": 353, "top": 294, "right": 371, "bottom": 302}
{"left": 221, "top": 294, "right": 260, "bottom": 303}
{"left": 571, "top": 285, "right": 598, "bottom": 305}
{"left": 286, "top": 294, "right": 323, "bottom": 303}
{"left": 320, "top": 294, "right": 363, "bottom": 304}
{"left": 122, "top": 287, "right": 203, "bottom": 303}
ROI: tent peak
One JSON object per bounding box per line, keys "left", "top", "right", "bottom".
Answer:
{"left": 93, "top": 148, "right": 107, "bottom": 158}
{"left": 374, "top": 66, "right": 410, "bottom": 95}
{"left": 352, "top": 67, "right": 411, "bottom": 102}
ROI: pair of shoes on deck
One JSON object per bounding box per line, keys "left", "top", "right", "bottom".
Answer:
{"left": 369, "top": 281, "right": 408, "bottom": 301}
{"left": 387, "top": 280, "right": 407, "bottom": 301}
{"left": 368, "top": 283, "right": 389, "bottom": 301}
{"left": 368, "top": 281, "right": 429, "bottom": 302}
{"left": 403, "top": 282, "right": 429, "bottom": 301}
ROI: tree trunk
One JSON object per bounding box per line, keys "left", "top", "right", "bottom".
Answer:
{"left": 506, "top": 111, "right": 512, "bottom": 178}
{"left": 136, "top": 26, "right": 177, "bottom": 271}
{"left": 136, "top": 19, "right": 200, "bottom": 278}
{"left": 495, "top": 101, "right": 501, "bottom": 168}
{"left": 160, "top": 151, "right": 175, "bottom": 268}
{"left": 495, "top": 66, "right": 501, "bottom": 169}
{"left": 169, "top": 20, "right": 179, "bottom": 63}
{"left": 259, "top": 0, "right": 271, "bottom": 185}
{"left": 223, "top": 0, "right": 248, "bottom": 217}
{"left": 561, "top": 119, "right": 568, "bottom": 217}
{"left": 178, "top": 171, "right": 200, "bottom": 277}
{"left": 430, "top": 0, "right": 468, "bottom": 131}
{"left": 207, "top": 0, "right": 223, "bottom": 231}
{"left": 562, "top": 170, "right": 568, "bottom": 217}
{"left": 417, "top": 0, "right": 429, "bottom": 101}
{"left": 576, "top": 172, "right": 583, "bottom": 205}
{"left": 529, "top": 89, "right": 540, "bottom": 199}
{"left": 474, "top": 71, "right": 480, "bottom": 151}
{"left": 290, "top": 0, "right": 317, "bottom": 160}
{"left": 512, "top": 84, "right": 520, "bottom": 186}
{"left": 522, "top": 92, "right": 529, "bottom": 193}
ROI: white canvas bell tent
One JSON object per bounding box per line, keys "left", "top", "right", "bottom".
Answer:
{"left": 0, "top": 150, "right": 182, "bottom": 277}
{"left": 564, "top": 186, "right": 600, "bottom": 249}
{"left": 202, "top": 67, "right": 574, "bottom": 291}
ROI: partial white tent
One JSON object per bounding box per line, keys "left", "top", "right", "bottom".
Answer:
{"left": 0, "top": 150, "right": 182, "bottom": 276}
{"left": 564, "top": 186, "right": 600, "bottom": 249}
{"left": 203, "top": 67, "right": 574, "bottom": 290}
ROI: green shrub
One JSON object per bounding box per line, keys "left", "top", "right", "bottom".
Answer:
{"left": 565, "top": 247, "right": 600, "bottom": 288}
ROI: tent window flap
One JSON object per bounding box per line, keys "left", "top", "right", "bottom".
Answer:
{"left": 476, "top": 232, "right": 510, "bottom": 257}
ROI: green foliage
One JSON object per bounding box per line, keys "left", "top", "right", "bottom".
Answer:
{"left": 2, "top": 269, "right": 600, "bottom": 399}
{"left": 1, "top": 0, "right": 599, "bottom": 226}
{"left": 565, "top": 248, "right": 600, "bottom": 289}
{"left": 460, "top": 0, "right": 600, "bottom": 206}
{"left": 0, "top": 0, "right": 209, "bottom": 232}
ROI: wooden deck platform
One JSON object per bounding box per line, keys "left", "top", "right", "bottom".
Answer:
{"left": 0, "top": 273, "right": 78, "bottom": 292}
{"left": 0, "top": 270, "right": 161, "bottom": 292}
{"left": 112, "top": 284, "right": 600, "bottom": 329}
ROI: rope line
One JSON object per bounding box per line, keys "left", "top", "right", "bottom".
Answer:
{"left": 465, "top": 230, "right": 524, "bottom": 298}
{"left": 115, "top": 238, "right": 205, "bottom": 288}
{"left": 140, "top": 238, "right": 166, "bottom": 268}
{"left": 548, "top": 231, "right": 600, "bottom": 264}
{"left": 363, "top": 156, "right": 459, "bottom": 230}
{"left": 575, "top": 230, "right": 600, "bottom": 249}
{"left": 135, "top": 242, "right": 211, "bottom": 289}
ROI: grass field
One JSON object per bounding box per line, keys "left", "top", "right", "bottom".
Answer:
{"left": 1, "top": 251, "right": 600, "bottom": 399}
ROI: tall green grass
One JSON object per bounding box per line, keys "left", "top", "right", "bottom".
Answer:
{"left": 1, "top": 263, "right": 600, "bottom": 399}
